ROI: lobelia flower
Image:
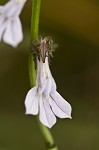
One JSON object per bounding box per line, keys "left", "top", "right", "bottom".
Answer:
{"left": 25, "top": 37, "right": 72, "bottom": 128}
{"left": 0, "top": 0, "right": 26, "bottom": 47}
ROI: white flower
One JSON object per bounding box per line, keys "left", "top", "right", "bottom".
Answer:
{"left": 25, "top": 50, "right": 72, "bottom": 128}
{"left": 0, "top": 0, "right": 26, "bottom": 47}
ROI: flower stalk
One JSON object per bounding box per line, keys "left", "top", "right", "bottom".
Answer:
{"left": 29, "top": 0, "right": 58, "bottom": 150}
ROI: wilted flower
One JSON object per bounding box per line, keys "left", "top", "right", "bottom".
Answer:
{"left": 25, "top": 37, "right": 72, "bottom": 128}
{"left": 0, "top": 0, "right": 26, "bottom": 47}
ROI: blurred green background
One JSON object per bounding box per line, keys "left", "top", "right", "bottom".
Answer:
{"left": 0, "top": 0, "right": 99, "bottom": 150}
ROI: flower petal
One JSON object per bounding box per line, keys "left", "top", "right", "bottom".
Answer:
{"left": 43, "top": 77, "right": 52, "bottom": 96}
{"left": 0, "top": 6, "right": 3, "bottom": 12}
{"left": 36, "top": 59, "right": 46, "bottom": 91}
{"left": 25, "top": 86, "right": 38, "bottom": 115}
{"left": 5, "top": 1, "right": 24, "bottom": 17}
{"left": 50, "top": 77, "right": 57, "bottom": 94}
{"left": 3, "top": 17, "right": 23, "bottom": 47}
{"left": 50, "top": 92, "right": 72, "bottom": 118}
{"left": 0, "top": 16, "right": 6, "bottom": 40}
{"left": 39, "top": 95, "right": 56, "bottom": 128}
{"left": 4, "top": 0, "right": 17, "bottom": 16}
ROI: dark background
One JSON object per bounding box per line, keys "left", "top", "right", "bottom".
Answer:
{"left": 0, "top": 0, "right": 99, "bottom": 150}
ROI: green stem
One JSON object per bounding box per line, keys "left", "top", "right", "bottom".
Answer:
{"left": 29, "top": 0, "right": 41, "bottom": 86}
{"left": 29, "top": 0, "right": 58, "bottom": 150}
